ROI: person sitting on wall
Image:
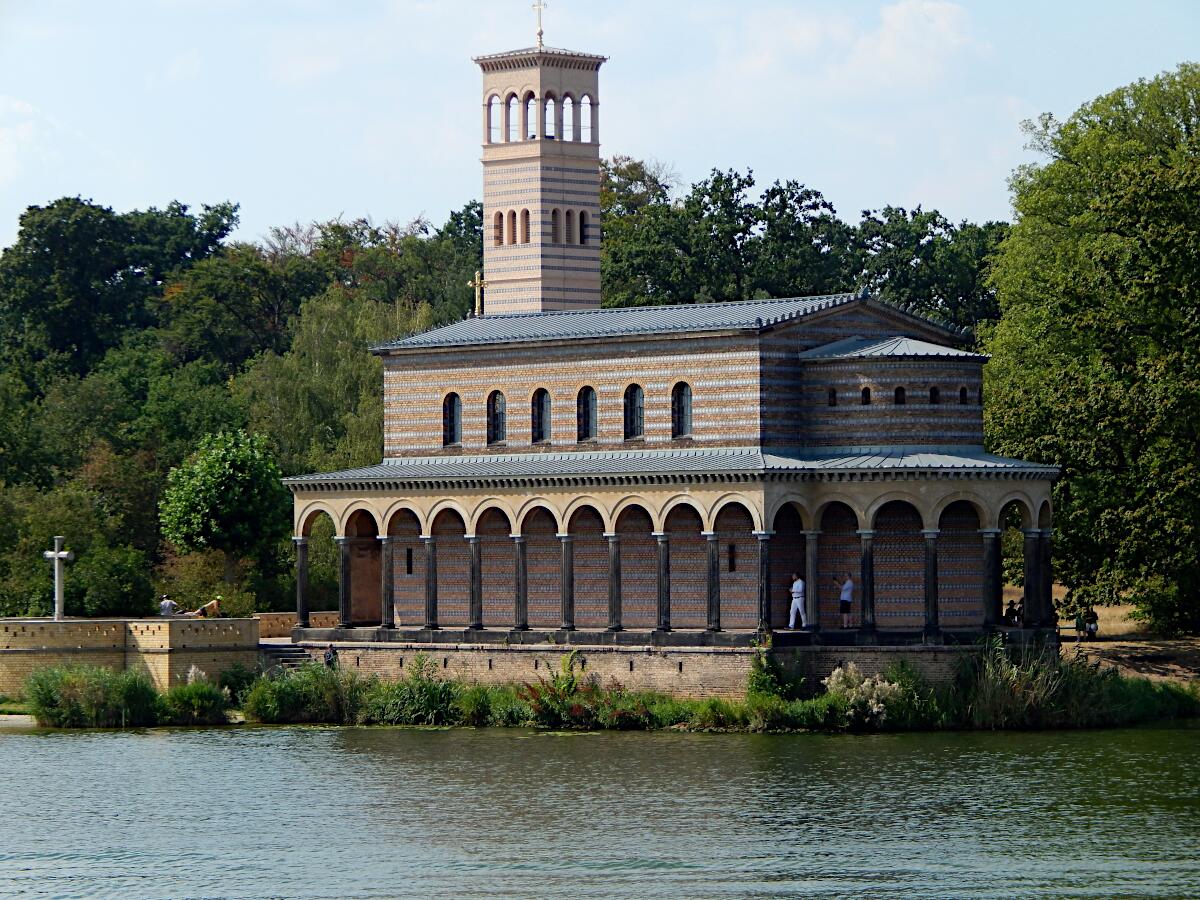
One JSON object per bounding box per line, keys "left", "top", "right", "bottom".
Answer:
{"left": 159, "top": 594, "right": 180, "bottom": 617}
{"left": 1083, "top": 607, "right": 1099, "bottom": 641}
{"left": 836, "top": 573, "right": 854, "bottom": 628}
{"left": 324, "top": 644, "right": 339, "bottom": 669}
{"left": 788, "top": 571, "right": 807, "bottom": 630}
{"left": 1004, "top": 600, "right": 1019, "bottom": 626}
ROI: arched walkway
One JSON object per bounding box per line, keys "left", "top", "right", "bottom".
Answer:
{"left": 524, "top": 508, "right": 560, "bottom": 628}
{"left": 665, "top": 505, "right": 706, "bottom": 629}
{"left": 714, "top": 503, "right": 757, "bottom": 629}
{"left": 477, "top": 507, "right": 513, "bottom": 627}
{"left": 938, "top": 501, "right": 984, "bottom": 628}
{"left": 344, "top": 510, "right": 381, "bottom": 627}
{"left": 770, "top": 505, "right": 806, "bottom": 629}
{"left": 873, "top": 501, "right": 924, "bottom": 630}
{"left": 387, "top": 509, "right": 423, "bottom": 627}
{"left": 616, "top": 505, "right": 656, "bottom": 629}
{"left": 570, "top": 507, "right": 607, "bottom": 629}
{"left": 433, "top": 509, "right": 469, "bottom": 626}
{"left": 818, "top": 503, "right": 859, "bottom": 627}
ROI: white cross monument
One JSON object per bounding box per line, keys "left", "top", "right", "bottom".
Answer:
{"left": 43, "top": 536, "right": 74, "bottom": 622}
{"left": 533, "top": 0, "right": 547, "bottom": 50}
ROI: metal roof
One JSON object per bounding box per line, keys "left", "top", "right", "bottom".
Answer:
{"left": 473, "top": 46, "right": 607, "bottom": 63}
{"left": 799, "top": 335, "right": 985, "bottom": 360}
{"left": 375, "top": 294, "right": 860, "bottom": 352}
{"left": 284, "top": 446, "right": 1056, "bottom": 487}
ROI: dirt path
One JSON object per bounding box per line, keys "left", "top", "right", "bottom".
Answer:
{"left": 1067, "top": 636, "right": 1200, "bottom": 683}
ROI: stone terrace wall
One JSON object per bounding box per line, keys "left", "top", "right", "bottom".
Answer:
{"left": 0, "top": 618, "right": 260, "bottom": 696}
{"left": 257, "top": 611, "right": 339, "bottom": 638}
{"left": 774, "top": 645, "right": 974, "bottom": 694}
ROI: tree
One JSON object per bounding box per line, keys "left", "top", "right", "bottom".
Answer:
{"left": 751, "top": 180, "right": 856, "bottom": 299}
{"left": 159, "top": 430, "right": 290, "bottom": 586}
{"left": 983, "top": 63, "right": 1200, "bottom": 632}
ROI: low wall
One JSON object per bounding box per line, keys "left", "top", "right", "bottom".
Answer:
{"left": 0, "top": 618, "right": 260, "bottom": 695}
{"left": 294, "top": 641, "right": 759, "bottom": 699}
{"left": 256, "top": 611, "right": 339, "bottom": 638}
{"left": 773, "top": 645, "right": 975, "bottom": 694}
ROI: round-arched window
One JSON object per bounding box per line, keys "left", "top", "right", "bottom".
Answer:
{"left": 624, "top": 384, "right": 644, "bottom": 440}
{"left": 442, "top": 393, "right": 462, "bottom": 446}
{"left": 487, "top": 391, "right": 507, "bottom": 445}
{"left": 577, "top": 386, "right": 597, "bottom": 441}
{"left": 671, "top": 383, "right": 693, "bottom": 438}
{"left": 531, "top": 388, "right": 551, "bottom": 443}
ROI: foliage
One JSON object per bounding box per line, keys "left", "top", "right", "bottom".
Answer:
{"left": 160, "top": 679, "right": 230, "bottom": 726}
{"left": 983, "top": 63, "right": 1200, "bottom": 633}
{"left": 242, "top": 662, "right": 371, "bottom": 724}
{"left": 361, "top": 654, "right": 460, "bottom": 726}
{"left": 216, "top": 663, "right": 260, "bottom": 706}
{"left": 159, "top": 430, "right": 290, "bottom": 585}
{"left": 822, "top": 663, "right": 903, "bottom": 730}
{"left": 25, "top": 666, "right": 160, "bottom": 728}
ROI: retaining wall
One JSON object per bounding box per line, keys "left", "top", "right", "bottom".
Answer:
{"left": 0, "top": 618, "right": 260, "bottom": 695}
{"left": 256, "top": 611, "right": 339, "bottom": 638}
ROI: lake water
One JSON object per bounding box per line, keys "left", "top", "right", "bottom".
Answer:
{"left": 0, "top": 723, "right": 1196, "bottom": 898}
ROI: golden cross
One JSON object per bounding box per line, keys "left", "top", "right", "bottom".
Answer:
{"left": 467, "top": 269, "right": 487, "bottom": 316}
{"left": 533, "top": 0, "right": 547, "bottom": 50}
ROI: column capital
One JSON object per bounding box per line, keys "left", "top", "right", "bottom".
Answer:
{"left": 466, "top": 534, "right": 480, "bottom": 544}
{"left": 921, "top": 529, "right": 940, "bottom": 539}
{"left": 752, "top": 530, "right": 774, "bottom": 541}
{"left": 420, "top": 534, "right": 435, "bottom": 543}
{"left": 511, "top": 534, "right": 526, "bottom": 543}
{"left": 651, "top": 531, "right": 668, "bottom": 540}
{"left": 292, "top": 536, "right": 309, "bottom": 547}
{"left": 604, "top": 532, "right": 620, "bottom": 542}
{"left": 856, "top": 529, "right": 876, "bottom": 539}
{"left": 1040, "top": 528, "right": 1054, "bottom": 537}
{"left": 803, "top": 529, "right": 822, "bottom": 538}
{"left": 557, "top": 533, "right": 573, "bottom": 542}
{"left": 978, "top": 528, "right": 1003, "bottom": 537}
{"left": 1021, "top": 527, "right": 1042, "bottom": 537}
{"left": 334, "top": 536, "right": 351, "bottom": 546}
{"left": 701, "top": 530, "right": 718, "bottom": 539}
{"left": 377, "top": 535, "right": 401, "bottom": 544}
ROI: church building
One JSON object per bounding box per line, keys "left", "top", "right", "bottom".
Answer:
{"left": 284, "top": 36, "right": 1058, "bottom": 655}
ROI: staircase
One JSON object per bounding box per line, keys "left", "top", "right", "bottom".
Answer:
{"left": 259, "top": 644, "right": 313, "bottom": 672}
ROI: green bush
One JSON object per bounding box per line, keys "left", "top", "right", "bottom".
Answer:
{"left": 25, "top": 666, "right": 159, "bottom": 728}
{"left": 518, "top": 652, "right": 602, "bottom": 729}
{"left": 242, "top": 663, "right": 369, "bottom": 724}
{"left": 482, "top": 685, "right": 531, "bottom": 727}
{"left": 217, "top": 663, "right": 259, "bottom": 705}
{"left": 454, "top": 684, "right": 492, "bottom": 727}
{"left": 361, "top": 655, "right": 459, "bottom": 726}
{"left": 161, "top": 680, "right": 229, "bottom": 726}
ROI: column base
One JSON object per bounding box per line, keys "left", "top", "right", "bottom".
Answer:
{"left": 512, "top": 624, "right": 530, "bottom": 632}
{"left": 466, "top": 624, "right": 483, "bottom": 631}
{"left": 855, "top": 627, "right": 879, "bottom": 646}
{"left": 922, "top": 626, "right": 943, "bottom": 645}
{"left": 559, "top": 625, "right": 576, "bottom": 632}
{"left": 606, "top": 626, "right": 623, "bottom": 633}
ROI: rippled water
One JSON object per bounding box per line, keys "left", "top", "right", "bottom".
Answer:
{"left": 0, "top": 723, "right": 1197, "bottom": 898}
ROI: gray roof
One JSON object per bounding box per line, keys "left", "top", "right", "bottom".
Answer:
{"left": 376, "top": 294, "right": 868, "bottom": 352}
{"left": 473, "top": 46, "right": 607, "bottom": 63}
{"left": 285, "top": 447, "right": 1056, "bottom": 487}
{"left": 799, "top": 335, "right": 985, "bottom": 360}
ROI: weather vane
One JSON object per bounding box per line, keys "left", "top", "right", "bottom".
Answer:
{"left": 533, "top": 0, "right": 547, "bottom": 50}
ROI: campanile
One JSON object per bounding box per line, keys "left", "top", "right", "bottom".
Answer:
{"left": 474, "top": 33, "right": 606, "bottom": 314}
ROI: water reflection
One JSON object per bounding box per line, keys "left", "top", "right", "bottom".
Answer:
{"left": 0, "top": 724, "right": 1196, "bottom": 898}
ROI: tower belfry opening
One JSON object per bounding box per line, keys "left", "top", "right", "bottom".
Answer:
{"left": 476, "top": 39, "right": 606, "bottom": 314}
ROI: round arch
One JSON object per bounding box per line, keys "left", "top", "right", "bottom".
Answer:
{"left": 296, "top": 501, "right": 339, "bottom": 537}
{"left": 708, "top": 493, "right": 764, "bottom": 533}
{"left": 468, "top": 500, "right": 516, "bottom": 535}
{"left": 930, "top": 492, "right": 989, "bottom": 531}
{"left": 382, "top": 500, "right": 426, "bottom": 536}
{"left": 814, "top": 496, "right": 868, "bottom": 531}
{"left": 766, "top": 495, "right": 813, "bottom": 531}
{"left": 426, "top": 500, "right": 471, "bottom": 536}
{"left": 515, "top": 497, "right": 565, "bottom": 534}
{"left": 563, "top": 495, "right": 609, "bottom": 532}
{"left": 1037, "top": 498, "right": 1053, "bottom": 529}
{"left": 866, "top": 491, "right": 930, "bottom": 530}
{"left": 340, "top": 503, "right": 383, "bottom": 537}
{"left": 993, "top": 491, "right": 1036, "bottom": 530}
{"left": 611, "top": 494, "right": 661, "bottom": 533}
{"left": 660, "top": 494, "right": 708, "bottom": 530}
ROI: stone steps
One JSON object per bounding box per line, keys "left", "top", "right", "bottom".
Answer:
{"left": 259, "top": 644, "right": 312, "bottom": 671}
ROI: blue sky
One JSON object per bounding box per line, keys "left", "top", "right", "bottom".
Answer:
{"left": 1, "top": 1, "right": 1196, "bottom": 248}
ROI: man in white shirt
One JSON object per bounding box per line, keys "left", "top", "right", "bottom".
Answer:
{"left": 159, "top": 594, "right": 180, "bottom": 617}
{"left": 838, "top": 574, "right": 855, "bottom": 628}
{"left": 788, "top": 572, "right": 807, "bottom": 629}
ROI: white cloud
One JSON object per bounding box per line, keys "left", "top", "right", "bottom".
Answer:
{"left": 833, "top": 0, "right": 972, "bottom": 93}
{"left": 0, "top": 97, "right": 39, "bottom": 188}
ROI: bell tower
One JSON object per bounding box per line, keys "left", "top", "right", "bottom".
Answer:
{"left": 475, "top": 33, "right": 606, "bottom": 315}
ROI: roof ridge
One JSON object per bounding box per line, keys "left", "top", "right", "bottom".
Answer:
{"left": 478, "top": 292, "right": 855, "bottom": 322}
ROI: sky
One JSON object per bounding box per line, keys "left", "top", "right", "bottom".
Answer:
{"left": 1, "top": 0, "right": 1197, "bottom": 249}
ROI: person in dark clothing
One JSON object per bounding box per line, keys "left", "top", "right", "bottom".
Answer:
{"left": 323, "top": 644, "right": 339, "bottom": 668}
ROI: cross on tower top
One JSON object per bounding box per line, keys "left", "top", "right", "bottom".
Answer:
{"left": 533, "top": 0, "right": 547, "bottom": 50}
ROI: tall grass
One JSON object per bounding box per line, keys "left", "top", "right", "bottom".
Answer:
{"left": 24, "top": 666, "right": 231, "bottom": 727}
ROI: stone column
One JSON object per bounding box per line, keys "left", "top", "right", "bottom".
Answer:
{"left": 606, "top": 533, "right": 622, "bottom": 632}
{"left": 704, "top": 531, "right": 721, "bottom": 631}
{"left": 857, "top": 529, "right": 876, "bottom": 634}
{"left": 1040, "top": 529, "right": 1054, "bottom": 627}
{"left": 980, "top": 528, "right": 1003, "bottom": 627}
{"left": 1022, "top": 528, "right": 1042, "bottom": 627}
{"left": 559, "top": 534, "right": 575, "bottom": 631}
{"left": 335, "top": 537, "right": 352, "bottom": 628}
{"left": 922, "top": 529, "right": 940, "bottom": 640}
{"left": 513, "top": 536, "right": 528, "bottom": 630}
{"left": 654, "top": 532, "right": 671, "bottom": 632}
{"left": 378, "top": 536, "right": 396, "bottom": 629}
{"left": 467, "top": 536, "right": 483, "bottom": 630}
{"left": 804, "top": 530, "right": 821, "bottom": 630}
{"left": 293, "top": 537, "right": 310, "bottom": 629}
{"left": 755, "top": 531, "right": 773, "bottom": 633}
{"left": 422, "top": 536, "right": 438, "bottom": 630}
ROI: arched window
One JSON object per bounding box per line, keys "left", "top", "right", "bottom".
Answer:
{"left": 581, "top": 95, "right": 593, "bottom": 142}
{"left": 544, "top": 95, "right": 556, "bottom": 139}
{"left": 551, "top": 209, "right": 560, "bottom": 244}
{"left": 894, "top": 386, "right": 906, "bottom": 405}
{"left": 521, "top": 209, "right": 530, "bottom": 244}
{"left": 861, "top": 387, "right": 871, "bottom": 405}
{"left": 531, "top": 388, "right": 551, "bottom": 443}
{"left": 507, "top": 210, "right": 516, "bottom": 245}
{"left": 930, "top": 386, "right": 940, "bottom": 405}
{"left": 576, "top": 386, "right": 597, "bottom": 441}
{"left": 507, "top": 95, "right": 520, "bottom": 142}
{"left": 525, "top": 93, "right": 537, "bottom": 139}
{"left": 442, "top": 393, "right": 462, "bottom": 446}
{"left": 565, "top": 210, "right": 575, "bottom": 246}
{"left": 562, "top": 95, "right": 575, "bottom": 141}
{"left": 671, "top": 382, "right": 693, "bottom": 438}
{"left": 487, "top": 391, "right": 506, "bottom": 445}
{"left": 578, "top": 211, "right": 589, "bottom": 245}
{"left": 827, "top": 387, "right": 837, "bottom": 407}
{"left": 492, "top": 211, "right": 503, "bottom": 247}
{"left": 487, "top": 95, "right": 501, "bottom": 143}
{"left": 959, "top": 386, "right": 969, "bottom": 405}
{"left": 623, "top": 384, "right": 644, "bottom": 440}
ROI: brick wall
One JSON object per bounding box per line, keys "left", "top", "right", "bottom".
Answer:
{"left": 938, "top": 501, "right": 985, "bottom": 627}
{"left": 525, "top": 508, "right": 560, "bottom": 628}
{"left": 616, "top": 506, "right": 656, "bottom": 628}
{"left": 0, "top": 618, "right": 260, "bottom": 696}
{"left": 874, "top": 502, "right": 925, "bottom": 628}
{"left": 769, "top": 506, "right": 807, "bottom": 628}
{"left": 666, "top": 506, "right": 707, "bottom": 629}
{"left": 715, "top": 504, "right": 757, "bottom": 629}
{"left": 433, "top": 510, "right": 470, "bottom": 625}
{"left": 818, "top": 503, "right": 860, "bottom": 626}
{"left": 258, "top": 612, "right": 338, "bottom": 638}
{"left": 389, "top": 510, "right": 424, "bottom": 627}
{"left": 774, "top": 645, "right": 974, "bottom": 691}
{"left": 478, "top": 508, "right": 515, "bottom": 627}
{"left": 570, "top": 507, "right": 608, "bottom": 628}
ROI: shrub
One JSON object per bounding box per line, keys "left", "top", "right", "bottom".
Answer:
{"left": 455, "top": 684, "right": 492, "bottom": 727}
{"left": 687, "top": 697, "right": 746, "bottom": 730}
{"left": 217, "top": 663, "right": 260, "bottom": 706}
{"left": 161, "top": 680, "right": 229, "bottom": 725}
{"left": 362, "top": 655, "right": 459, "bottom": 726}
{"left": 784, "top": 693, "right": 850, "bottom": 730}
{"left": 25, "top": 666, "right": 159, "bottom": 728}
{"left": 823, "top": 663, "right": 902, "bottom": 730}
{"left": 483, "top": 685, "right": 531, "bottom": 727}
{"left": 596, "top": 690, "right": 653, "bottom": 730}
{"left": 519, "top": 652, "right": 603, "bottom": 729}
{"left": 242, "top": 663, "right": 369, "bottom": 724}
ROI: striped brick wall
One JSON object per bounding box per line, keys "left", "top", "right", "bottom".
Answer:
{"left": 938, "top": 501, "right": 985, "bottom": 626}
{"left": 524, "top": 508, "right": 560, "bottom": 628}
{"left": 874, "top": 502, "right": 925, "bottom": 628}
{"left": 433, "top": 512, "right": 470, "bottom": 625}
{"left": 769, "top": 505, "right": 807, "bottom": 628}
{"left": 570, "top": 507, "right": 608, "bottom": 629}
{"left": 714, "top": 505, "right": 758, "bottom": 629}
{"left": 478, "top": 509, "right": 514, "bottom": 627}
{"left": 616, "top": 506, "right": 657, "bottom": 629}
{"left": 801, "top": 358, "right": 984, "bottom": 448}
{"left": 383, "top": 335, "right": 763, "bottom": 455}
{"left": 666, "top": 507, "right": 707, "bottom": 629}
{"left": 389, "top": 511, "right": 424, "bottom": 628}
{"left": 818, "top": 504, "right": 860, "bottom": 626}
